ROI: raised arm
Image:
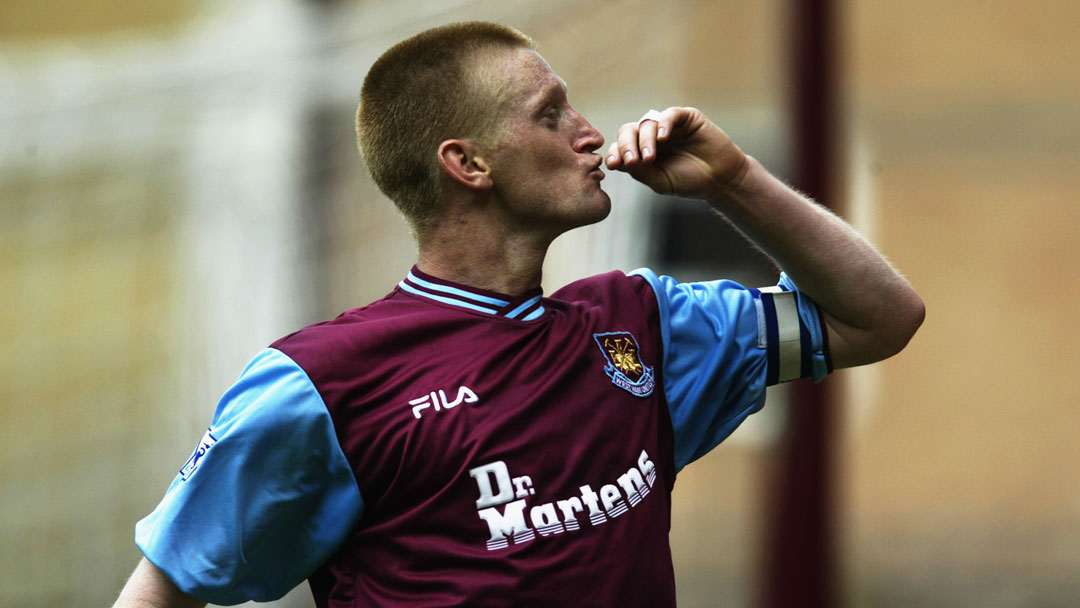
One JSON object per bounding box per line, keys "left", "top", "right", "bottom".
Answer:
{"left": 113, "top": 558, "right": 207, "bottom": 608}
{"left": 606, "top": 106, "right": 924, "bottom": 369}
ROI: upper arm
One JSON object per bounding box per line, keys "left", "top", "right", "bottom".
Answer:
{"left": 134, "top": 348, "right": 365, "bottom": 605}
{"left": 113, "top": 558, "right": 207, "bottom": 608}
{"left": 821, "top": 311, "right": 873, "bottom": 370}
{"left": 632, "top": 269, "right": 831, "bottom": 471}
{"left": 820, "top": 285, "right": 925, "bottom": 369}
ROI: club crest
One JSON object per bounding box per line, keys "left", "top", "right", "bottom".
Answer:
{"left": 593, "top": 331, "right": 655, "bottom": 397}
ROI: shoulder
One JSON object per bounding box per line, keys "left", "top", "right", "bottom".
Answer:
{"left": 548, "top": 271, "right": 663, "bottom": 359}
{"left": 549, "top": 270, "right": 656, "bottom": 309}
{"left": 269, "top": 288, "right": 425, "bottom": 374}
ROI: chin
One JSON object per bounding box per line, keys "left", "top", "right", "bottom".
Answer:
{"left": 593, "top": 193, "right": 613, "bottom": 222}
{"left": 540, "top": 191, "right": 612, "bottom": 236}
{"left": 577, "top": 183, "right": 611, "bottom": 214}
{"left": 575, "top": 194, "right": 612, "bottom": 228}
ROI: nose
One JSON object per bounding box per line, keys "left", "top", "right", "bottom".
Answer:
{"left": 572, "top": 111, "right": 604, "bottom": 153}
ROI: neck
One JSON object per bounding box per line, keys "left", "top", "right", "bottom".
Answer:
{"left": 416, "top": 218, "right": 551, "bottom": 296}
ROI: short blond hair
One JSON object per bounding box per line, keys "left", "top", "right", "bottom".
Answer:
{"left": 356, "top": 22, "right": 535, "bottom": 233}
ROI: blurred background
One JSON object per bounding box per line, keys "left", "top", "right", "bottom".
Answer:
{"left": 2, "top": 0, "right": 1078, "bottom": 606}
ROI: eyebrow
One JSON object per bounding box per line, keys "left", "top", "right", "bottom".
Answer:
{"left": 531, "top": 79, "right": 568, "bottom": 110}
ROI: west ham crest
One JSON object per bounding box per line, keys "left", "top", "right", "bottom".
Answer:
{"left": 593, "top": 331, "right": 655, "bottom": 397}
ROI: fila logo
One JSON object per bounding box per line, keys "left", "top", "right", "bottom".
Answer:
{"left": 410, "top": 386, "right": 479, "bottom": 419}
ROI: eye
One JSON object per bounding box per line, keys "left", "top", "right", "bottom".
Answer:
{"left": 542, "top": 106, "right": 561, "bottom": 122}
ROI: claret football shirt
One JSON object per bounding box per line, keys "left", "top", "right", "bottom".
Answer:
{"left": 136, "top": 267, "right": 829, "bottom": 607}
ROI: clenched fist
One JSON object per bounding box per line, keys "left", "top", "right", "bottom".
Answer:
{"left": 605, "top": 107, "right": 749, "bottom": 201}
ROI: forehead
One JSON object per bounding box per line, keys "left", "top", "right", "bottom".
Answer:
{"left": 487, "top": 48, "right": 566, "bottom": 105}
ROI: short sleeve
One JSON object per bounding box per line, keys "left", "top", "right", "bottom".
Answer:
{"left": 630, "top": 269, "right": 831, "bottom": 472}
{"left": 135, "top": 348, "right": 364, "bottom": 605}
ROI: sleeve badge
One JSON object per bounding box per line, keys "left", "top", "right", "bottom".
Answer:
{"left": 179, "top": 427, "right": 217, "bottom": 481}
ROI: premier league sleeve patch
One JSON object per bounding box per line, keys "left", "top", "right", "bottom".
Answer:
{"left": 593, "top": 331, "right": 655, "bottom": 397}
{"left": 179, "top": 427, "right": 217, "bottom": 481}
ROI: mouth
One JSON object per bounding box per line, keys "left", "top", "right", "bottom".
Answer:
{"left": 587, "top": 156, "right": 605, "bottom": 180}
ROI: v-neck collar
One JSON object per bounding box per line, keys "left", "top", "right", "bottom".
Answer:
{"left": 397, "top": 266, "right": 547, "bottom": 321}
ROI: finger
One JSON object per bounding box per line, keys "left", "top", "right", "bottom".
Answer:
{"left": 654, "top": 107, "right": 676, "bottom": 141}
{"left": 637, "top": 118, "right": 659, "bottom": 163}
{"left": 625, "top": 158, "right": 673, "bottom": 194}
{"left": 616, "top": 121, "right": 642, "bottom": 167}
{"left": 606, "top": 141, "right": 621, "bottom": 169}
{"left": 639, "top": 107, "right": 677, "bottom": 142}
{"left": 661, "top": 106, "right": 697, "bottom": 139}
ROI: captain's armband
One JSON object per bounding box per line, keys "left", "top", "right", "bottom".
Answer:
{"left": 751, "top": 285, "right": 822, "bottom": 384}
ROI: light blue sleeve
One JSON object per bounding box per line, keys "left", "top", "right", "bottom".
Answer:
{"left": 135, "top": 348, "right": 364, "bottom": 605}
{"left": 630, "top": 269, "right": 830, "bottom": 472}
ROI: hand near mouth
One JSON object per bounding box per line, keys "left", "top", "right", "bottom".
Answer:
{"left": 605, "top": 107, "right": 748, "bottom": 201}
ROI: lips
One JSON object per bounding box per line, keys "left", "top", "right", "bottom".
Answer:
{"left": 587, "top": 156, "right": 605, "bottom": 179}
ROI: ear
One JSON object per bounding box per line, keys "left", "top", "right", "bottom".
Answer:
{"left": 437, "top": 139, "right": 493, "bottom": 191}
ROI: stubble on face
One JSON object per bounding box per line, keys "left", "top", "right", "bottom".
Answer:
{"left": 475, "top": 49, "right": 611, "bottom": 238}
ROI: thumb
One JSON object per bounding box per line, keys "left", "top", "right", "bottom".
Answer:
{"left": 626, "top": 163, "right": 675, "bottom": 195}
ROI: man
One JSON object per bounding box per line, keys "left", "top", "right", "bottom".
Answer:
{"left": 115, "top": 21, "right": 923, "bottom": 608}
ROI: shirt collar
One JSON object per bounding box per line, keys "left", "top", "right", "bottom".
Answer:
{"left": 398, "top": 266, "right": 547, "bottom": 321}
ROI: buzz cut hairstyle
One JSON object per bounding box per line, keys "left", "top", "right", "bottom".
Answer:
{"left": 356, "top": 22, "right": 535, "bottom": 234}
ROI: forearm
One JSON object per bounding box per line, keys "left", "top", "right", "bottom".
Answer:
{"left": 607, "top": 106, "right": 922, "bottom": 366}
{"left": 113, "top": 558, "right": 207, "bottom": 608}
{"left": 708, "top": 156, "right": 924, "bottom": 368}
